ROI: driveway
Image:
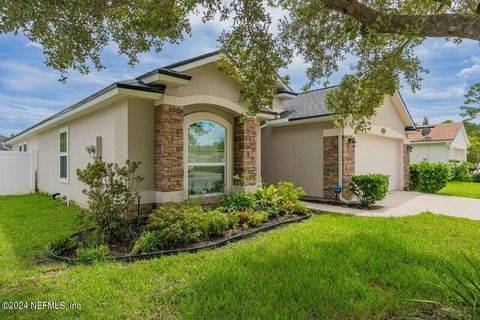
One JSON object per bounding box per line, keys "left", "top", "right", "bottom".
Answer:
{"left": 305, "top": 191, "right": 480, "bottom": 220}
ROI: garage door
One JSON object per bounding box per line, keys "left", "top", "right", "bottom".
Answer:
{"left": 355, "top": 134, "right": 402, "bottom": 191}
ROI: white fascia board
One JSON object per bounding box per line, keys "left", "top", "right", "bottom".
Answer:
{"left": 9, "top": 88, "right": 120, "bottom": 144}
{"left": 141, "top": 73, "right": 190, "bottom": 87}
{"left": 276, "top": 92, "right": 297, "bottom": 100}
{"left": 117, "top": 88, "right": 163, "bottom": 100}
{"left": 171, "top": 54, "right": 221, "bottom": 72}
{"left": 410, "top": 139, "right": 452, "bottom": 145}
{"left": 267, "top": 115, "right": 332, "bottom": 127}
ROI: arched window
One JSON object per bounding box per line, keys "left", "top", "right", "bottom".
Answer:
{"left": 187, "top": 120, "right": 226, "bottom": 195}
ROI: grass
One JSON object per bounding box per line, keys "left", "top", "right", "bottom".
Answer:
{"left": 439, "top": 181, "right": 480, "bottom": 199}
{"left": 1, "top": 194, "right": 480, "bottom": 319}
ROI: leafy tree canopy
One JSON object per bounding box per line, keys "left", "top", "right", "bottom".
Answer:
{"left": 2, "top": 0, "right": 480, "bottom": 130}
{"left": 461, "top": 83, "right": 480, "bottom": 121}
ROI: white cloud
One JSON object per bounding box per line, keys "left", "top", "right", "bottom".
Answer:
{"left": 25, "top": 42, "right": 43, "bottom": 49}
{"left": 457, "top": 55, "right": 480, "bottom": 79}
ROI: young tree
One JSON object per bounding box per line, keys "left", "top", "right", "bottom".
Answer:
{"left": 461, "top": 83, "right": 480, "bottom": 120}
{"left": 422, "top": 116, "right": 430, "bottom": 125}
{"left": 1, "top": 0, "right": 480, "bottom": 130}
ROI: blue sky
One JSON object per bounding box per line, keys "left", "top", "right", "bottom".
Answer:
{"left": 0, "top": 18, "right": 479, "bottom": 137}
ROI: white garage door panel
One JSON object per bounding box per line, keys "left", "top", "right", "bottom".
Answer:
{"left": 355, "top": 134, "right": 401, "bottom": 191}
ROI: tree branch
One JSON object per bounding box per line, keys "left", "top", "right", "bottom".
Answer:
{"left": 321, "top": 0, "right": 480, "bottom": 40}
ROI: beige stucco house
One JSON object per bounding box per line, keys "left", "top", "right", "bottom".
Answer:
{"left": 8, "top": 52, "right": 284, "bottom": 206}
{"left": 8, "top": 51, "right": 416, "bottom": 205}
{"left": 262, "top": 87, "right": 416, "bottom": 200}
{"left": 408, "top": 122, "right": 470, "bottom": 164}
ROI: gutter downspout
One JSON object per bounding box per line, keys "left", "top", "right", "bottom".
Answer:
{"left": 338, "top": 128, "right": 358, "bottom": 204}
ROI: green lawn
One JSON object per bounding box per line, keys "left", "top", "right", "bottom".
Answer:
{"left": 1, "top": 194, "right": 480, "bottom": 319}
{"left": 439, "top": 181, "right": 480, "bottom": 199}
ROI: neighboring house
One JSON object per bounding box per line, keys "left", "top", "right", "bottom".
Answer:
{"left": 0, "top": 134, "right": 11, "bottom": 151}
{"left": 261, "top": 87, "right": 415, "bottom": 200}
{"left": 7, "top": 51, "right": 285, "bottom": 206}
{"left": 408, "top": 122, "right": 470, "bottom": 164}
{"left": 7, "top": 51, "right": 416, "bottom": 205}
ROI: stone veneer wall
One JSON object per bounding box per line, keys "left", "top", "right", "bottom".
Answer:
{"left": 234, "top": 117, "right": 257, "bottom": 186}
{"left": 342, "top": 136, "right": 355, "bottom": 199}
{"left": 323, "top": 135, "right": 355, "bottom": 200}
{"left": 154, "top": 104, "right": 184, "bottom": 192}
{"left": 403, "top": 144, "right": 411, "bottom": 190}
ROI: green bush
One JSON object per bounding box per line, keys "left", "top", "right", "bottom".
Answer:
{"left": 76, "top": 159, "right": 144, "bottom": 242}
{"left": 47, "top": 236, "right": 79, "bottom": 256}
{"left": 198, "top": 210, "right": 229, "bottom": 237}
{"left": 448, "top": 160, "right": 473, "bottom": 181}
{"left": 410, "top": 162, "right": 450, "bottom": 193}
{"left": 221, "top": 192, "right": 257, "bottom": 211}
{"left": 132, "top": 231, "right": 162, "bottom": 254}
{"left": 75, "top": 245, "right": 109, "bottom": 263}
{"left": 255, "top": 185, "right": 281, "bottom": 218}
{"left": 473, "top": 173, "right": 480, "bottom": 183}
{"left": 276, "top": 181, "right": 308, "bottom": 214}
{"left": 146, "top": 202, "right": 204, "bottom": 248}
{"left": 349, "top": 174, "right": 389, "bottom": 208}
{"left": 228, "top": 209, "right": 268, "bottom": 228}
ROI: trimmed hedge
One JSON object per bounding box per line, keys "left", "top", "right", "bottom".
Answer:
{"left": 410, "top": 162, "right": 449, "bottom": 193}
{"left": 349, "top": 174, "right": 389, "bottom": 208}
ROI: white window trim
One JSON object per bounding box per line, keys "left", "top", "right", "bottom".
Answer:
{"left": 59, "top": 127, "right": 69, "bottom": 184}
{"left": 22, "top": 140, "right": 27, "bottom": 152}
{"left": 184, "top": 112, "right": 233, "bottom": 197}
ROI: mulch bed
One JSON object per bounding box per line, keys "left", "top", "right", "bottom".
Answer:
{"left": 45, "top": 213, "right": 311, "bottom": 263}
{"left": 303, "top": 198, "right": 382, "bottom": 211}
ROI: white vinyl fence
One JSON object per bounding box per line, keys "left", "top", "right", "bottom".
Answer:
{"left": 0, "top": 151, "right": 36, "bottom": 195}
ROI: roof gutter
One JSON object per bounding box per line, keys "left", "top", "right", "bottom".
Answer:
{"left": 8, "top": 85, "right": 164, "bottom": 144}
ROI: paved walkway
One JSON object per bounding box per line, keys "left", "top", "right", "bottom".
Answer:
{"left": 305, "top": 191, "right": 480, "bottom": 220}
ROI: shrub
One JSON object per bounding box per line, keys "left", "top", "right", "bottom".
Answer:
{"left": 276, "top": 182, "right": 308, "bottom": 214}
{"left": 76, "top": 159, "right": 144, "bottom": 242}
{"left": 349, "top": 174, "right": 389, "bottom": 208}
{"left": 132, "top": 231, "right": 162, "bottom": 254}
{"left": 146, "top": 202, "right": 204, "bottom": 248}
{"left": 198, "top": 210, "right": 229, "bottom": 237}
{"left": 221, "top": 192, "right": 257, "bottom": 211}
{"left": 448, "top": 160, "right": 473, "bottom": 181}
{"left": 410, "top": 162, "right": 450, "bottom": 193}
{"left": 47, "top": 236, "right": 79, "bottom": 256}
{"left": 473, "top": 173, "right": 480, "bottom": 183}
{"left": 255, "top": 185, "right": 281, "bottom": 218}
{"left": 229, "top": 209, "right": 268, "bottom": 228}
{"left": 75, "top": 245, "right": 109, "bottom": 263}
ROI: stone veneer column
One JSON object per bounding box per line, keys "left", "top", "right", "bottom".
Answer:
{"left": 403, "top": 144, "right": 411, "bottom": 190}
{"left": 154, "top": 104, "right": 184, "bottom": 201}
{"left": 234, "top": 117, "right": 257, "bottom": 188}
{"left": 323, "top": 133, "right": 355, "bottom": 200}
{"left": 342, "top": 136, "right": 355, "bottom": 199}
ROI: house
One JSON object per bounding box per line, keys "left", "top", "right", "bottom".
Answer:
{"left": 408, "top": 122, "right": 470, "bottom": 164}
{"left": 7, "top": 51, "right": 284, "bottom": 206}
{"left": 0, "top": 135, "right": 11, "bottom": 151}
{"left": 261, "top": 86, "right": 415, "bottom": 200}
{"left": 7, "top": 51, "right": 414, "bottom": 205}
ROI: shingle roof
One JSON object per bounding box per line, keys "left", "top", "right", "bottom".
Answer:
{"left": 280, "top": 86, "right": 336, "bottom": 120}
{"left": 408, "top": 122, "right": 463, "bottom": 142}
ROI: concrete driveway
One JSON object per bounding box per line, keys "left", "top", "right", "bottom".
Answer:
{"left": 305, "top": 191, "right": 480, "bottom": 220}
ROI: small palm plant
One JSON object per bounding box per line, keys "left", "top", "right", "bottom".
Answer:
{"left": 417, "top": 253, "right": 480, "bottom": 319}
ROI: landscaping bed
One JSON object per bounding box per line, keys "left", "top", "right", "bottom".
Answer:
{"left": 45, "top": 213, "right": 311, "bottom": 262}
{"left": 46, "top": 181, "right": 311, "bottom": 263}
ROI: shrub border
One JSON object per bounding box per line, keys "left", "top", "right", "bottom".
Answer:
{"left": 45, "top": 213, "right": 312, "bottom": 263}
